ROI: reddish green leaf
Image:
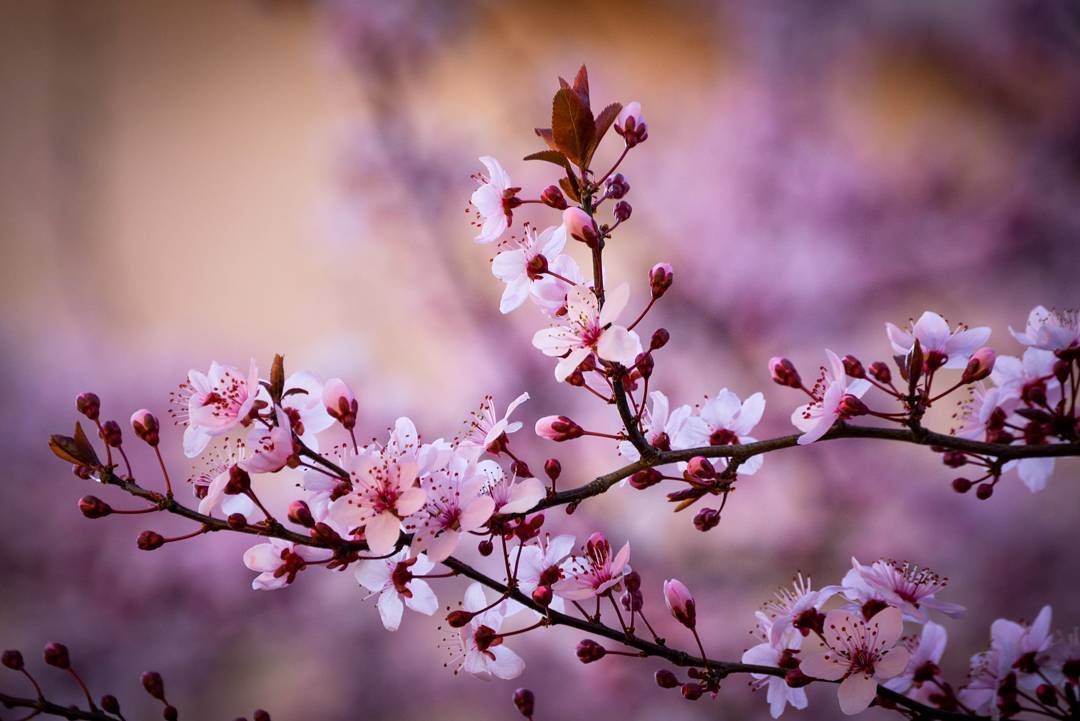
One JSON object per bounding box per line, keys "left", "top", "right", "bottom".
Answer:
{"left": 586, "top": 102, "right": 623, "bottom": 167}
{"left": 572, "top": 65, "right": 590, "bottom": 110}
{"left": 551, "top": 88, "right": 595, "bottom": 168}
{"left": 524, "top": 149, "right": 573, "bottom": 173}
{"left": 534, "top": 127, "right": 558, "bottom": 152}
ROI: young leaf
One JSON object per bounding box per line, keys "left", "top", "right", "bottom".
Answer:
{"left": 270, "top": 354, "right": 285, "bottom": 404}
{"left": 551, "top": 88, "right": 595, "bottom": 168}
{"left": 572, "top": 65, "right": 590, "bottom": 110}
{"left": 524, "top": 150, "right": 573, "bottom": 174}
{"left": 534, "top": 128, "right": 559, "bottom": 152}
{"left": 559, "top": 176, "right": 581, "bottom": 203}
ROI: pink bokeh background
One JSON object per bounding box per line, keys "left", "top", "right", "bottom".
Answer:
{"left": 2, "top": 1, "right": 1078, "bottom": 719}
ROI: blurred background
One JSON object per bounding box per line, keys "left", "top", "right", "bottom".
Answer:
{"left": 2, "top": 1, "right": 1079, "bottom": 719}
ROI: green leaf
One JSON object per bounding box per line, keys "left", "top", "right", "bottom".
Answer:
{"left": 551, "top": 88, "right": 595, "bottom": 168}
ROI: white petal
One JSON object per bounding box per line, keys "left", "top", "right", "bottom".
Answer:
{"left": 377, "top": 589, "right": 404, "bottom": 632}
{"left": 404, "top": 579, "right": 439, "bottom": 616}
{"left": 598, "top": 283, "right": 631, "bottom": 326}
{"left": 596, "top": 326, "right": 642, "bottom": 366}
{"left": 365, "top": 512, "right": 402, "bottom": 554}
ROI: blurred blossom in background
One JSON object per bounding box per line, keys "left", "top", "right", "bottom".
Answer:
{"left": 2, "top": 1, "right": 1079, "bottom": 719}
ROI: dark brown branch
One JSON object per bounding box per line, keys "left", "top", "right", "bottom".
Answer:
{"left": 0, "top": 691, "right": 115, "bottom": 721}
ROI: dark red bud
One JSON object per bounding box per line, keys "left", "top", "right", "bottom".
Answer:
{"left": 478, "top": 539, "right": 494, "bottom": 556}
{"left": 975, "top": 483, "right": 994, "bottom": 500}
{"left": 137, "top": 530, "right": 165, "bottom": 551}
{"left": 287, "top": 501, "right": 315, "bottom": 528}
{"left": 693, "top": 507, "right": 721, "bottom": 532}
{"left": 532, "top": 585, "right": 553, "bottom": 607}
{"left": 101, "top": 420, "right": 123, "bottom": 448}
{"left": 2, "top": 650, "right": 24, "bottom": 670}
{"left": 576, "top": 639, "right": 606, "bottom": 664}
{"left": 951, "top": 478, "right": 973, "bottom": 494}
{"left": 540, "top": 185, "right": 568, "bottom": 210}
{"left": 613, "top": 200, "right": 632, "bottom": 222}
{"left": 446, "top": 610, "right": 475, "bottom": 628}
{"left": 655, "top": 669, "right": 679, "bottom": 688}
{"left": 79, "top": 495, "right": 112, "bottom": 519}
{"left": 163, "top": 705, "right": 178, "bottom": 721}
{"left": 650, "top": 328, "right": 670, "bottom": 350}
{"left": 842, "top": 355, "right": 866, "bottom": 378}
{"left": 868, "top": 361, "right": 892, "bottom": 384}
{"left": 141, "top": 671, "right": 165, "bottom": 700}
{"left": 100, "top": 695, "right": 120, "bottom": 714}
{"left": 513, "top": 688, "right": 536, "bottom": 718}
{"left": 43, "top": 643, "right": 70, "bottom": 669}
{"left": 76, "top": 392, "right": 101, "bottom": 421}
{"left": 227, "top": 513, "right": 248, "bottom": 530}
{"left": 629, "top": 468, "right": 663, "bottom": 490}
{"left": 681, "top": 683, "right": 703, "bottom": 700}
{"left": 543, "top": 458, "right": 561, "bottom": 482}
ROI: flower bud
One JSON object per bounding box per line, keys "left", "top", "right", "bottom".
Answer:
{"left": 163, "top": 705, "right": 178, "bottom": 721}
{"left": 868, "top": 361, "right": 892, "bottom": 384}
{"left": 100, "top": 695, "right": 120, "bottom": 714}
{"left": 605, "top": 173, "right": 630, "bottom": 199}
{"left": 686, "top": 457, "right": 716, "bottom": 480}
{"left": 576, "top": 639, "right": 606, "bottom": 663}
{"left": 926, "top": 349, "right": 948, "bottom": 372}
{"left": 43, "top": 642, "right": 70, "bottom": 669}
{"left": 101, "top": 420, "right": 123, "bottom": 447}
{"left": 975, "top": 483, "right": 994, "bottom": 500}
{"left": 961, "top": 347, "right": 996, "bottom": 384}
{"left": 129, "top": 409, "right": 161, "bottom": 446}
{"left": 838, "top": 394, "right": 868, "bottom": 418}
{"left": 79, "top": 495, "right": 112, "bottom": 519}
{"left": 137, "top": 530, "right": 165, "bottom": 551}
{"left": 510, "top": 459, "right": 532, "bottom": 478}
{"left": 613, "top": 200, "right": 632, "bottom": 222}
{"left": 768, "top": 357, "right": 801, "bottom": 388}
{"left": 446, "top": 610, "right": 475, "bottom": 628}
{"left": 951, "top": 478, "right": 972, "bottom": 494}
{"left": 615, "top": 101, "right": 648, "bottom": 146}
{"left": 663, "top": 579, "right": 696, "bottom": 629}
{"left": 76, "top": 392, "right": 101, "bottom": 421}
{"left": 2, "top": 650, "right": 24, "bottom": 670}
{"left": 322, "top": 378, "right": 358, "bottom": 431}
{"left": 693, "top": 507, "right": 721, "bottom": 532}
{"left": 785, "top": 668, "right": 813, "bottom": 688}
{"left": 543, "top": 458, "right": 561, "bottom": 482}
{"left": 513, "top": 688, "right": 536, "bottom": 718}
{"left": 540, "top": 185, "right": 568, "bottom": 210}
{"left": 142, "top": 671, "right": 166, "bottom": 700}
{"left": 562, "top": 208, "right": 599, "bottom": 247}
{"left": 310, "top": 522, "right": 342, "bottom": 545}
{"left": 227, "top": 513, "right": 247, "bottom": 530}
{"left": 681, "top": 683, "right": 703, "bottom": 701}
{"left": 629, "top": 468, "right": 663, "bottom": 490}
{"left": 478, "top": 538, "right": 494, "bottom": 556}
{"left": 287, "top": 500, "right": 315, "bottom": 528}
{"left": 532, "top": 585, "right": 553, "bottom": 607}
{"left": 842, "top": 355, "right": 865, "bottom": 379}
{"left": 650, "top": 263, "right": 673, "bottom": 300}
{"left": 942, "top": 450, "right": 967, "bottom": 468}
{"left": 535, "top": 416, "right": 584, "bottom": 442}
{"left": 655, "top": 669, "right": 679, "bottom": 688}
{"left": 253, "top": 711, "right": 271, "bottom": 721}
{"left": 650, "top": 328, "right": 670, "bottom": 350}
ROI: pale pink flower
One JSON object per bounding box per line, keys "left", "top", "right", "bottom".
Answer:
{"left": 742, "top": 613, "right": 809, "bottom": 718}
{"left": 451, "top": 583, "right": 525, "bottom": 680}
{"left": 617, "top": 391, "right": 696, "bottom": 463}
{"left": 355, "top": 548, "right": 438, "bottom": 632}
{"left": 507, "top": 533, "right": 576, "bottom": 616}
{"left": 192, "top": 438, "right": 254, "bottom": 518}
{"left": 242, "top": 538, "right": 332, "bottom": 591}
{"left": 405, "top": 450, "right": 495, "bottom": 562}
{"left": 884, "top": 621, "right": 948, "bottom": 702}
{"left": 791, "top": 350, "right": 870, "bottom": 445}
{"left": 840, "top": 558, "right": 965, "bottom": 623}
{"left": 470, "top": 156, "right": 517, "bottom": 245}
{"left": 458, "top": 392, "right": 530, "bottom": 453}
{"left": 1010, "top": 306, "right": 1080, "bottom": 353}
{"left": 678, "top": 389, "right": 766, "bottom": 474}
{"left": 176, "top": 360, "right": 260, "bottom": 458}
{"left": 477, "top": 461, "right": 545, "bottom": 515}
{"left": 958, "top": 606, "right": 1055, "bottom": 713}
{"left": 322, "top": 377, "right": 357, "bottom": 429}
{"left": 530, "top": 254, "right": 585, "bottom": 317}
{"left": 886, "top": 311, "right": 991, "bottom": 370}
{"left": 990, "top": 348, "right": 1062, "bottom": 492}
{"left": 279, "top": 371, "right": 335, "bottom": 451}
{"left": 663, "top": 578, "right": 696, "bottom": 629}
{"left": 532, "top": 283, "right": 642, "bottom": 382}
{"left": 491, "top": 225, "right": 567, "bottom": 313}
{"left": 760, "top": 573, "right": 840, "bottom": 647}
{"left": 239, "top": 406, "right": 295, "bottom": 475}
{"left": 800, "top": 606, "right": 911, "bottom": 715}
{"left": 552, "top": 532, "right": 631, "bottom": 601}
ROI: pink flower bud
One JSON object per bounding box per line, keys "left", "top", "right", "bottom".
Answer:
{"left": 129, "top": 409, "right": 160, "bottom": 446}
{"left": 837, "top": 394, "right": 869, "bottom": 418}
{"left": 616, "top": 102, "right": 648, "bottom": 146}
{"left": 544, "top": 458, "right": 561, "bottom": 481}
{"left": 663, "top": 579, "right": 697, "bottom": 629}
{"left": 562, "top": 207, "right": 599, "bottom": 247}
{"left": 650, "top": 262, "right": 673, "bottom": 299}
{"left": 961, "top": 347, "right": 996, "bottom": 384}
{"left": 322, "top": 378, "right": 358, "bottom": 430}
{"left": 76, "top": 392, "right": 101, "bottom": 421}
{"left": 686, "top": 456, "right": 716, "bottom": 480}
{"left": 513, "top": 688, "right": 536, "bottom": 718}
{"left": 534, "top": 415, "right": 584, "bottom": 442}
{"left": 768, "top": 357, "right": 802, "bottom": 388}
{"left": 43, "top": 643, "right": 70, "bottom": 669}
{"left": 576, "top": 639, "right": 606, "bottom": 663}
{"left": 540, "top": 185, "right": 567, "bottom": 210}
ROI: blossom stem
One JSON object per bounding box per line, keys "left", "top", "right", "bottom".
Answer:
{"left": 626, "top": 298, "right": 656, "bottom": 334}
{"left": 597, "top": 145, "right": 631, "bottom": 186}
{"left": 607, "top": 593, "right": 630, "bottom": 635}
{"left": 541, "top": 270, "right": 578, "bottom": 286}
{"left": 152, "top": 446, "right": 173, "bottom": 498}
{"left": 117, "top": 446, "right": 134, "bottom": 480}
{"left": 66, "top": 668, "right": 97, "bottom": 712}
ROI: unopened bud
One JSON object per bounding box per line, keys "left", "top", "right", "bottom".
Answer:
{"left": 663, "top": 579, "right": 696, "bottom": 629}
{"left": 446, "top": 610, "right": 475, "bottom": 628}
{"left": 227, "top": 513, "right": 248, "bottom": 530}
{"left": 540, "top": 185, "right": 568, "bottom": 210}
{"left": 163, "top": 705, "right": 178, "bottom": 721}
{"left": 544, "top": 458, "right": 561, "bottom": 482}
{"left": 655, "top": 669, "right": 679, "bottom": 688}
{"left": 79, "top": 495, "right": 112, "bottom": 519}
{"left": 287, "top": 500, "right": 315, "bottom": 528}
{"left": 615, "top": 102, "right": 648, "bottom": 147}
{"left": 768, "top": 357, "right": 801, "bottom": 388}
{"left": 2, "top": 650, "right": 24, "bottom": 670}
{"left": 613, "top": 200, "right": 632, "bottom": 222}
{"left": 142, "top": 671, "right": 166, "bottom": 700}
{"left": 513, "top": 688, "right": 536, "bottom": 718}
{"left": 842, "top": 355, "right": 865, "bottom": 379}
{"left": 693, "top": 507, "right": 721, "bottom": 532}
{"left": 576, "top": 639, "right": 606, "bottom": 663}
{"left": 101, "top": 420, "right": 123, "bottom": 448}
{"left": 975, "top": 483, "right": 994, "bottom": 500}
{"left": 130, "top": 409, "right": 161, "bottom": 446}
{"left": 686, "top": 456, "right": 716, "bottom": 480}
{"left": 650, "top": 328, "right": 670, "bottom": 350}
{"left": 43, "top": 643, "right": 70, "bottom": 669}
{"left": 100, "top": 695, "right": 120, "bottom": 714}
{"left": 868, "top": 361, "right": 892, "bottom": 384}
{"left": 478, "top": 539, "right": 494, "bottom": 556}
{"left": 137, "top": 530, "right": 165, "bottom": 551}
{"left": 535, "top": 415, "right": 584, "bottom": 442}
{"left": 605, "top": 173, "right": 630, "bottom": 200}
{"left": 322, "top": 378, "right": 358, "bottom": 431}
{"left": 951, "top": 478, "right": 973, "bottom": 494}
{"left": 629, "top": 468, "right": 663, "bottom": 490}
{"left": 681, "top": 683, "right": 703, "bottom": 700}
{"left": 532, "top": 585, "right": 553, "bottom": 607}
{"left": 961, "top": 347, "right": 996, "bottom": 384}
{"left": 650, "top": 263, "right": 673, "bottom": 299}
{"left": 563, "top": 208, "right": 599, "bottom": 247}
{"left": 253, "top": 711, "right": 271, "bottom": 721}
{"left": 942, "top": 450, "right": 967, "bottom": 468}
{"left": 838, "top": 394, "right": 868, "bottom": 418}
{"left": 76, "top": 392, "right": 101, "bottom": 421}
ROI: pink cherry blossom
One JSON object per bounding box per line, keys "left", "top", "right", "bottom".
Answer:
{"left": 477, "top": 461, "right": 545, "bottom": 515}
{"left": 192, "top": 438, "right": 254, "bottom": 518}
{"left": 958, "top": 605, "right": 1055, "bottom": 713}
{"left": 530, "top": 253, "right": 585, "bottom": 317}
{"left": 457, "top": 392, "right": 529, "bottom": 453}
{"left": 355, "top": 548, "right": 438, "bottom": 632}
{"left": 491, "top": 225, "right": 567, "bottom": 314}
{"left": 1010, "top": 306, "right": 1080, "bottom": 353}
{"left": 451, "top": 583, "right": 525, "bottom": 680}
{"left": 242, "top": 538, "right": 332, "bottom": 591}
{"left": 507, "top": 533, "right": 576, "bottom": 615}
{"left": 800, "top": 606, "right": 911, "bottom": 715}
{"left": 175, "top": 359, "right": 260, "bottom": 458}
{"left": 742, "top": 613, "right": 809, "bottom": 718}
{"left": 884, "top": 621, "right": 948, "bottom": 702}
{"left": 618, "top": 391, "right": 696, "bottom": 463}
{"left": 279, "top": 371, "right": 335, "bottom": 451}
{"left": 885, "top": 311, "right": 991, "bottom": 370}
{"left": 239, "top": 406, "right": 295, "bottom": 475}
{"left": 760, "top": 573, "right": 840, "bottom": 647}
{"left": 404, "top": 450, "right": 495, "bottom": 562}
{"left": 470, "top": 156, "right": 517, "bottom": 245}
{"left": 532, "top": 283, "right": 642, "bottom": 382}
{"left": 840, "top": 558, "right": 965, "bottom": 623}
{"left": 791, "top": 349, "right": 871, "bottom": 445}
{"left": 663, "top": 578, "right": 696, "bottom": 629}
{"left": 552, "top": 533, "right": 631, "bottom": 601}
{"left": 678, "top": 389, "right": 766, "bottom": 474}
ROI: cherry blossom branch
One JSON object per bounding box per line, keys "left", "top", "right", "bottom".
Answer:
{"left": 0, "top": 691, "right": 117, "bottom": 721}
